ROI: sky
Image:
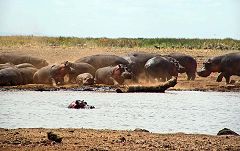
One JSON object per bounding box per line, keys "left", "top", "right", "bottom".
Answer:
{"left": 0, "top": 0, "right": 239, "bottom": 39}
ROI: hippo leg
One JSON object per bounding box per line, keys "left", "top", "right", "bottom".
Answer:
{"left": 187, "top": 72, "right": 196, "bottom": 81}
{"left": 217, "top": 72, "right": 230, "bottom": 84}
{"left": 223, "top": 73, "right": 231, "bottom": 84}
{"left": 109, "top": 77, "right": 120, "bottom": 86}
{"left": 166, "top": 73, "right": 172, "bottom": 81}
{"left": 51, "top": 78, "right": 57, "bottom": 86}
{"left": 68, "top": 70, "right": 77, "bottom": 83}
{"left": 144, "top": 72, "right": 150, "bottom": 83}
{"left": 159, "top": 76, "right": 166, "bottom": 82}
{"left": 216, "top": 73, "right": 223, "bottom": 82}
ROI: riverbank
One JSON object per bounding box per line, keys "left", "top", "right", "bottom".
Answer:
{"left": 0, "top": 79, "right": 240, "bottom": 92}
{"left": 1, "top": 38, "right": 240, "bottom": 150}
{"left": 0, "top": 45, "right": 240, "bottom": 92}
{"left": 0, "top": 128, "right": 239, "bottom": 151}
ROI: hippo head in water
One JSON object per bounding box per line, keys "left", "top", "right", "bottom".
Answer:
{"left": 197, "top": 58, "right": 221, "bottom": 77}
{"left": 68, "top": 100, "right": 95, "bottom": 109}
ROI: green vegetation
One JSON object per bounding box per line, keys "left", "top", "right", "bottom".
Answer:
{"left": 0, "top": 36, "right": 240, "bottom": 50}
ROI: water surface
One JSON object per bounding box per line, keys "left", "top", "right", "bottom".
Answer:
{"left": 0, "top": 91, "right": 239, "bottom": 134}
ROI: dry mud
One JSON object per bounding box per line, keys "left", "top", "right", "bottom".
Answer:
{"left": 0, "top": 128, "right": 240, "bottom": 151}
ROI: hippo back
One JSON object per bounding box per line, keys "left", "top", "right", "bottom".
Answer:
{"left": 145, "top": 56, "right": 179, "bottom": 81}
{"left": 19, "top": 67, "right": 38, "bottom": 84}
{"left": 123, "top": 52, "right": 159, "bottom": 81}
{"left": 220, "top": 52, "right": 240, "bottom": 74}
{"left": 75, "top": 54, "right": 129, "bottom": 69}
{"left": 0, "top": 63, "right": 14, "bottom": 70}
{"left": 0, "top": 67, "right": 24, "bottom": 86}
{"left": 0, "top": 54, "right": 48, "bottom": 69}
{"left": 168, "top": 53, "right": 197, "bottom": 72}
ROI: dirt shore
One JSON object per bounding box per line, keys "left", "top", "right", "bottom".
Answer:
{"left": 0, "top": 128, "right": 240, "bottom": 151}
{"left": 0, "top": 46, "right": 240, "bottom": 91}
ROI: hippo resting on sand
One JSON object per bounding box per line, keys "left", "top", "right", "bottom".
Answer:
{"left": 75, "top": 54, "right": 129, "bottom": 69}
{"left": 95, "top": 64, "right": 132, "bottom": 86}
{"left": 68, "top": 100, "right": 95, "bottom": 109}
{"left": 0, "top": 63, "right": 14, "bottom": 70}
{"left": 197, "top": 52, "right": 240, "bottom": 84}
{"left": 33, "top": 63, "right": 71, "bottom": 86}
{"left": 0, "top": 67, "right": 23, "bottom": 86}
{"left": 15, "top": 63, "right": 35, "bottom": 68}
{"left": 0, "top": 63, "right": 36, "bottom": 70}
{"left": 0, "top": 66, "right": 38, "bottom": 86}
{"left": 63, "top": 61, "right": 96, "bottom": 83}
{"left": 0, "top": 53, "right": 48, "bottom": 69}
{"left": 19, "top": 67, "right": 38, "bottom": 84}
{"left": 76, "top": 73, "right": 94, "bottom": 85}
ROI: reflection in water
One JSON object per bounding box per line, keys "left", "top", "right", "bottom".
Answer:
{"left": 0, "top": 91, "right": 239, "bottom": 134}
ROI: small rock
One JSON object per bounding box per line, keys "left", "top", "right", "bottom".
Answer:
{"left": 163, "top": 144, "right": 170, "bottom": 148}
{"left": 12, "top": 140, "right": 21, "bottom": 145}
{"left": 217, "top": 128, "right": 239, "bottom": 136}
{"left": 134, "top": 128, "right": 149, "bottom": 132}
{"left": 47, "top": 132, "right": 63, "bottom": 143}
{"left": 116, "top": 137, "right": 126, "bottom": 143}
{"left": 119, "top": 137, "right": 126, "bottom": 142}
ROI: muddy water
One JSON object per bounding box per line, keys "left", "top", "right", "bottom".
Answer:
{"left": 0, "top": 91, "right": 239, "bottom": 134}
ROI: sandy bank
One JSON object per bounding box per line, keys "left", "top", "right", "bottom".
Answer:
{"left": 0, "top": 128, "right": 240, "bottom": 151}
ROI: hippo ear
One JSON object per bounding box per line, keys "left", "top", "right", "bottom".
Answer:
{"left": 64, "top": 61, "right": 68, "bottom": 66}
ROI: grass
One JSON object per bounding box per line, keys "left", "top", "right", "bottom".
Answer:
{"left": 0, "top": 36, "right": 240, "bottom": 50}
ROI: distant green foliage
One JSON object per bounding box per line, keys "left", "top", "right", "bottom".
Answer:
{"left": 0, "top": 36, "right": 240, "bottom": 50}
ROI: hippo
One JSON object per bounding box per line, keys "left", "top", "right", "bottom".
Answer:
{"left": 0, "top": 67, "right": 23, "bottom": 86}
{"left": 18, "top": 67, "right": 38, "bottom": 84}
{"left": 15, "top": 63, "right": 35, "bottom": 68}
{"left": 68, "top": 100, "right": 95, "bottom": 109}
{"left": 123, "top": 52, "right": 159, "bottom": 82}
{"left": 75, "top": 54, "right": 129, "bottom": 69}
{"left": 0, "top": 53, "right": 48, "bottom": 69}
{"left": 0, "top": 63, "right": 35, "bottom": 70}
{"left": 0, "top": 64, "right": 38, "bottom": 86}
{"left": 197, "top": 52, "right": 240, "bottom": 84}
{"left": 33, "top": 62, "right": 71, "bottom": 86}
{"left": 144, "top": 56, "right": 181, "bottom": 82}
{"left": 0, "top": 63, "right": 14, "bottom": 70}
{"left": 167, "top": 53, "right": 197, "bottom": 80}
{"left": 76, "top": 73, "right": 94, "bottom": 85}
{"left": 63, "top": 61, "right": 96, "bottom": 83}
{"left": 95, "top": 64, "right": 132, "bottom": 86}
